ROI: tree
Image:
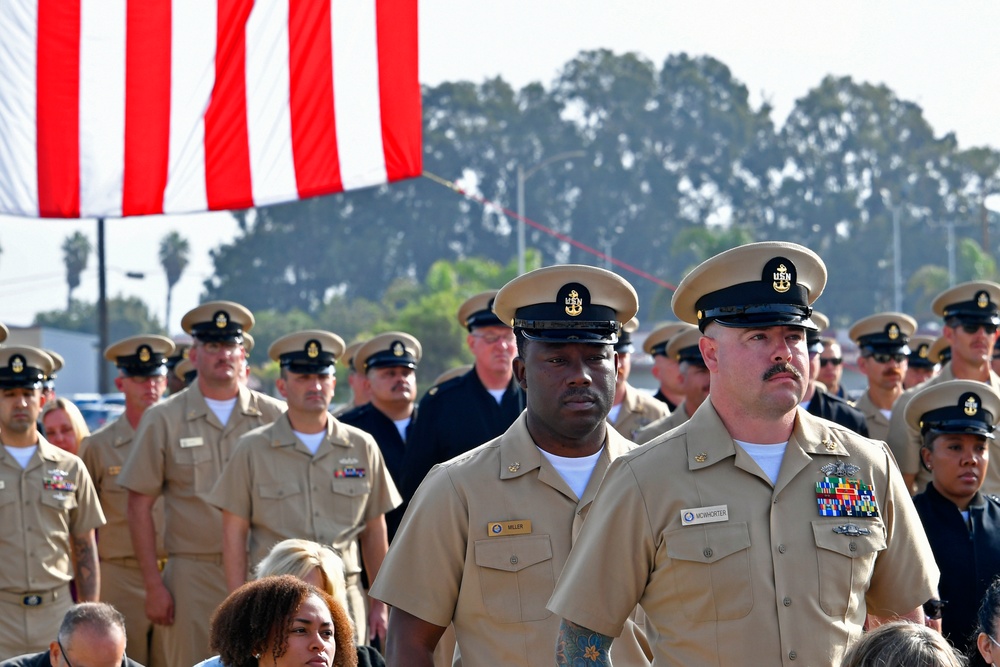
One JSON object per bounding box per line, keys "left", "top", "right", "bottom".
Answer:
{"left": 158, "top": 231, "right": 190, "bottom": 331}
{"left": 62, "top": 231, "right": 92, "bottom": 310}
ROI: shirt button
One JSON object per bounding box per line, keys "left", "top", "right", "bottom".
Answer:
{"left": 849, "top": 542, "right": 857, "bottom": 552}
{"left": 783, "top": 597, "right": 791, "bottom": 606}
{"left": 510, "top": 556, "right": 518, "bottom": 565}
{"left": 789, "top": 651, "right": 797, "bottom": 660}
{"left": 777, "top": 544, "right": 786, "bottom": 553}
{"left": 703, "top": 548, "right": 713, "bottom": 559}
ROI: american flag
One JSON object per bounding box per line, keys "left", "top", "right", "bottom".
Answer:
{"left": 0, "top": 0, "right": 422, "bottom": 219}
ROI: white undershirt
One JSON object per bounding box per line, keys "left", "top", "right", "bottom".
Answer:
{"left": 5, "top": 445, "right": 37, "bottom": 469}
{"left": 538, "top": 446, "right": 604, "bottom": 499}
{"left": 735, "top": 440, "right": 788, "bottom": 484}
{"left": 879, "top": 408, "right": 892, "bottom": 420}
{"left": 293, "top": 430, "right": 325, "bottom": 455}
{"left": 393, "top": 417, "right": 411, "bottom": 442}
{"left": 487, "top": 388, "right": 506, "bottom": 404}
{"left": 204, "top": 397, "right": 237, "bottom": 426}
{"left": 607, "top": 403, "right": 623, "bottom": 423}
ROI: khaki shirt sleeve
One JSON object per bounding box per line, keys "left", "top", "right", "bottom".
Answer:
{"left": 362, "top": 437, "right": 402, "bottom": 522}
{"left": 206, "top": 437, "right": 253, "bottom": 518}
{"left": 548, "top": 457, "right": 653, "bottom": 638}
{"left": 886, "top": 391, "right": 920, "bottom": 477}
{"left": 368, "top": 465, "right": 466, "bottom": 627}
{"left": 864, "top": 442, "right": 940, "bottom": 615}
{"left": 117, "top": 407, "right": 168, "bottom": 497}
{"left": 70, "top": 457, "right": 107, "bottom": 535}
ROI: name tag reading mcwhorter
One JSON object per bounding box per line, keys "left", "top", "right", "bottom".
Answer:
{"left": 680, "top": 505, "right": 729, "bottom": 526}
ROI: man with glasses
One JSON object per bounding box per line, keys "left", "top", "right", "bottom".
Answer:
{"left": 118, "top": 301, "right": 286, "bottom": 667}
{"left": 402, "top": 292, "right": 524, "bottom": 505}
{"left": 848, "top": 313, "right": 916, "bottom": 442}
{"left": 1, "top": 603, "right": 142, "bottom": 667}
{"left": 817, "top": 337, "right": 846, "bottom": 398}
{"left": 80, "top": 335, "right": 176, "bottom": 667}
{"left": 888, "top": 281, "right": 1000, "bottom": 495}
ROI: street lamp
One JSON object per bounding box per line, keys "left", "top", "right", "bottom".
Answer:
{"left": 516, "top": 151, "right": 586, "bottom": 275}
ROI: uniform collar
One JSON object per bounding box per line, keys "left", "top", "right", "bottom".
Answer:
{"left": 270, "top": 414, "right": 356, "bottom": 453}
{"left": 184, "top": 383, "right": 263, "bottom": 422}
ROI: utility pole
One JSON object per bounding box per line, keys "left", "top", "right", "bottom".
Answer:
{"left": 97, "top": 218, "right": 109, "bottom": 393}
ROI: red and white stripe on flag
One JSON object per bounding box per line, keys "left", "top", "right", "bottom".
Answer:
{"left": 0, "top": 0, "right": 421, "bottom": 219}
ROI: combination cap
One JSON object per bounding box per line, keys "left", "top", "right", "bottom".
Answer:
{"left": 928, "top": 336, "right": 951, "bottom": 365}
{"left": 932, "top": 281, "right": 1000, "bottom": 326}
{"left": 806, "top": 311, "right": 830, "bottom": 353}
{"left": 671, "top": 241, "right": 827, "bottom": 332}
{"left": 104, "top": 335, "right": 176, "bottom": 377}
{"left": 905, "top": 379, "right": 1000, "bottom": 439}
{"left": 339, "top": 341, "right": 366, "bottom": 372}
{"left": 181, "top": 300, "right": 254, "bottom": 343}
{"left": 907, "top": 335, "right": 937, "bottom": 368}
{"left": 642, "top": 322, "right": 690, "bottom": 357}
{"left": 614, "top": 318, "right": 639, "bottom": 354}
{"left": 355, "top": 332, "right": 422, "bottom": 373}
{"left": 848, "top": 312, "right": 917, "bottom": 357}
{"left": 268, "top": 330, "right": 345, "bottom": 375}
{"left": 0, "top": 346, "right": 54, "bottom": 389}
{"left": 493, "top": 264, "right": 638, "bottom": 344}
{"left": 666, "top": 324, "right": 705, "bottom": 366}
{"left": 457, "top": 291, "right": 507, "bottom": 331}
{"left": 0, "top": 322, "right": 7, "bottom": 343}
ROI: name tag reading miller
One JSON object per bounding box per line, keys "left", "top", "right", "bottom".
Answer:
{"left": 487, "top": 520, "right": 532, "bottom": 536}
{"left": 681, "top": 505, "right": 729, "bottom": 526}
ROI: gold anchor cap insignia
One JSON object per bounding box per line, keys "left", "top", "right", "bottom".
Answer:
{"left": 215, "top": 311, "right": 229, "bottom": 328}
{"left": 965, "top": 396, "right": 979, "bottom": 416}
{"left": 565, "top": 289, "right": 583, "bottom": 317}
{"left": 887, "top": 324, "right": 900, "bottom": 340}
{"left": 772, "top": 262, "right": 792, "bottom": 293}
{"left": 508, "top": 462, "right": 521, "bottom": 472}
{"left": 11, "top": 356, "right": 24, "bottom": 374}
{"left": 138, "top": 346, "right": 151, "bottom": 363}
{"left": 392, "top": 341, "right": 404, "bottom": 356}
{"left": 978, "top": 291, "right": 990, "bottom": 309}
{"left": 918, "top": 344, "right": 928, "bottom": 359}
{"left": 307, "top": 341, "right": 320, "bottom": 358}
{"left": 694, "top": 453, "right": 707, "bottom": 463}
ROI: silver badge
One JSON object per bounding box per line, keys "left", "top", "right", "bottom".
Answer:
{"left": 833, "top": 524, "right": 870, "bottom": 536}
{"left": 820, "top": 461, "right": 860, "bottom": 477}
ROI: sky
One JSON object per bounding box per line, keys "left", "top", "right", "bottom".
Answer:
{"left": 1, "top": 0, "right": 998, "bottom": 335}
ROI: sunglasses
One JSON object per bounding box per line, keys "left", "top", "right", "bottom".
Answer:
{"left": 869, "top": 352, "right": 907, "bottom": 364}
{"left": 819, "top": 358, "right": 842, "bottom": 367}
{"left": 959, "top": 323, "right": 999, "bottom": 335}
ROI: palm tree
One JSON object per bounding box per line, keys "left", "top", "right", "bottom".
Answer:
{"left": 158, "top": 231, "right": 190, "bottom": 331}
{"left": 62, "top": 231, "right": 92, "bottom": 309}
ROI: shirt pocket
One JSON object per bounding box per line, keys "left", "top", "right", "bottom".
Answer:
{"left": 474, "top": 534, "right": 554, "bottom": 623}
{"left": 812, "top": 521, "right": 886, "bottom": 617}
{"left": 666, "top": 522, "right": 753, "bottom": 622}
{"left": 328, "top": 479, "right": 370, "bottom": 528}
{"left": 170, "top": 443, "right": 215, "bottom": 493}
{"left": 257, "top": 482, "right": 304, "bottom": 528}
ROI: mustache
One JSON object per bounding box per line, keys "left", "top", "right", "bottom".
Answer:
{"left": 762, "top": 363, "right": 803, "bottom": 382}
{"left": 561, "top": 388, "right": 599, "bottom": 402}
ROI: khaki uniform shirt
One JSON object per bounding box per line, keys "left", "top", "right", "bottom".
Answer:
{"left": 611, "top": 383, "right": 669, "bottom": 441}
{"left": 887, "top": 365, "right": 1000, "bottom": 494}
{"left": 117, "top": 383, "right": 286, "bottom": 555}
{"left": 853, "top": 392, "right": 892, "bottom": 444}
{"left": 207, "top": 414, "right": 401, "bottom": 573}
{"left": 633, "top": 402, "right": 691, "bottom": 445}
{"left": 370, "top": 414, "right": 649, "bottom": 667}
{"left": 549, "top": 401, "right": 939, "bottom": 667}
{"left": 0, "top": 437, "right": 106, "bottom": 592}
{"left": 80, "top": 416, "right": 166, "bottom": 560}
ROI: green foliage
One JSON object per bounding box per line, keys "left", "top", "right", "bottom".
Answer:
{"left": 34, "top": 297, "right": 165, "bottom": 340}
{"left": 62, "top": 231, "right": 92, "bottom": 309}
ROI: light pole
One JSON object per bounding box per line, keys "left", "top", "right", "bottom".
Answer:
{"left": 516, "top": 151, "right": 585, "bottom": 274}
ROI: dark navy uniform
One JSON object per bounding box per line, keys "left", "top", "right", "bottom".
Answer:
{"left": 806, "top": 386, "right": 870, "bottom": 437}
{"left": 402, "top": 370, "right": 523, "bottom": 501}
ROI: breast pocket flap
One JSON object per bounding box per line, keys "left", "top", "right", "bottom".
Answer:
{"left": 331, "top": 479, "right": 370, "bottom": 497}
{"left": 812, "top": 522, "right": 886, "bottom": 558}
{"left": 258, "top": 482, "right": 303, "bottom": 500}
{"left": 474, "top": 535, "right": 552, "bottom": 573}
{"left": 667, "top": 522, "right": 750, "bottom": 564}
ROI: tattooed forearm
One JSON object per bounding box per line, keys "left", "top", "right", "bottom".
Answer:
{"left": 556, "top": 619, "right": 613, "bottom": 666}
{"left": 71, "top": 531, "right": 100, "bottom": 601}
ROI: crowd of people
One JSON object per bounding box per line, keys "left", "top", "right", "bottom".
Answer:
{"left": 2, "top": 240, "right": 1000, "bottom": 666}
